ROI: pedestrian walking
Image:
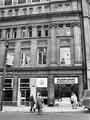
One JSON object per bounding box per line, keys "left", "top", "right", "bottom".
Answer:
{"left": 71, "top": 92, "right": 78, "bottom": 109}
{"left": 36, "top": 92, "right": 43, "bottom": 114}
{"left": 29, "top": 94, "right": 35, "bottom": 112}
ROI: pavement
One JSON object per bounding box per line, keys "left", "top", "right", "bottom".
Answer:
{"left": 2, "top": 98, "right": 87, "bottom": 112}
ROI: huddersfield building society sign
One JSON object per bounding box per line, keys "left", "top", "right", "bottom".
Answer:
{"left": 54, "top": 77, "right": 78, "bottom": 84}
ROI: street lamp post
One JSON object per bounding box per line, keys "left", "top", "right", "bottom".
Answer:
{"left": 0, "top": 41, "right": 8, "bottom": 111}
{"left": 80, "top": 0, "right": 88, "bottom": 89}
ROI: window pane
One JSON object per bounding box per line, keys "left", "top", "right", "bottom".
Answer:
{"left": 38, "top": 47, "right": 47, "bottom": 64}
{"left": 18, "top": 0, "right": 26, "bottom": 4}
{"left": 60, "top": 47, "right": 71, "bottom": 65}
{"left": 32, "top": 0, "right": 40, "bottom": 2}
{"left": 20, "top": 48, "right": 31, "bottom": 65}
{"left": 5, "top": 0, "right": 12, "bottom": 5}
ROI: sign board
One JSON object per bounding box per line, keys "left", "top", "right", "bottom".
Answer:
{"left": 54, "top": 77, "right": 78, "bottom": 84}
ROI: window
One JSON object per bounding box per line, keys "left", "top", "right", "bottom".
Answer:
{"left": 6, "top": 50, "right": 14, "bottom": 66}
{"left": 8, "top": 9, "right": 12, "bottom": 16}
{"left": 12, "top": 28, "right": 17, "bottom": 39}
{"left": 18, "top": 0, "right": 26, "bottom": 4}
{"left": 0, "top": 29, "right": 2, "bottom": 39}
{"left": 20, "top": 48, "right": 31, "bottom": 66}
{"left": 44, "top": 25, "right": 49, "bottom": 37}
{"left": 1, "top": 10, "right": 5, "bottom": 17}
{"left": 23, "top": 8, "right": 27, "bottom": 15}
{"left": 37, "top": 26, "right": 42, "bottom": 37}
{"left": 3, "top": 79, "right": 13, "bottom": 102}
{"left": 6, "top": 28, "right": 10, "bottom": 39}
{"left": 37, "top": 47, "right": 47, "bottom": 64}
{"left": 29, "top": 8, "right": 33, "bottom": 14}
{"left": 65, "top": 24, "right": 71, "bottom": 36}
{"left": 5, "top": 0, "right": 12, "bottom": 5}
{"left": 15, "top": 8, "right": 19, "bottom": 16}
{"left": 37, "top": 6, "right": 42, "bottom": 13}
{"left": 32, "top": 0, "right": 40, "bottom": 2}
{"left": 60, "top": 47, "right": 71, "bottom": 65}
{"left": 28, "top": 26, "right": 32, "bottom": 37}
{"left": 21, "top": 27, "right": 27, "bottom": 38}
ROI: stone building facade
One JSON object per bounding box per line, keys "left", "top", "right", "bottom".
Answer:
{"left": 0, "top": 0, "right": 89, "bottom": 106}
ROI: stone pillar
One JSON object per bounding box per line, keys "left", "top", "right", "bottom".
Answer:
{"left": 73, "top": 25, "right": 82, "bottom": 65}
{"left": 13, "top": 77, "right": 18, "bottom": 106}
{"left": 49, "top": 24, "right": 57, "bottom": 65}
{"left": 48, "top": 74, "right": 54, "bottom": 106}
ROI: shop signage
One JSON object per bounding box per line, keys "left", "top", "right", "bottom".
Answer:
{"left": 30, "top": 78, "right": 47, "bottom": 88}
{"left": 36, "top": 78, "right": 47, "bottom": 88}
{"left": 54, "top": 77, "right": 78, "bottom": 84}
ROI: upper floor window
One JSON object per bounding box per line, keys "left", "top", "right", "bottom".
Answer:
{"left": 32, "top": 0, "right": 40, "bottom": 2}
{"left": 29, "top": 8, "right": 33, "bottom": 14}
{"left": 28, "top": 26, "right": 32, "bottom": 37}
{"left": 37, "top": 26, "right": 42, "bottom": 37}
{"left": 12, "top": 28, "right": 17, "bottom": 39}
{"left": 0, "top": 29, "right": 2, "bottom": 39}
{"left": 15, "top": 8, "right": 19, "bottom": 16}
{"left": 6, "top": 28, "right": 10, "bottom": 39}
{"left": 5, "top": 0, "right": 12, "bottom": 5}
{"left": 6, "top": 49, "right": 15, "bottom": 66}
{"left": 23, "top": 8, "right": 27, "bottom": 15}
{"left": 44, "top": 25, "right": 49, "bottom": 37}
{"left": 1, "top": 10, "right": 5, "bottom": 17}
{"left": 60, "top": 47, "right": 71, "bottom": 65}
{"left": 20, "top": 48, "right": 31, "bottom": 66}
{"left": 18, "top": 0, "right": 26, "bottom": 4}
{"left": 21, "top": 27, "right": 27, "bottom": 38}
{"left": 8, "top": 9, "right": 12, "bottom": 16}
{"left": 37, "top": 47, "right": 47, "bottom": 64}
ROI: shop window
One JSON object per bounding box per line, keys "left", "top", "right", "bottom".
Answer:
{"left": 3, "top": 79, "right": 13, "bottom": 102}
{"left": 5, "top": 0, "right": 12, "bottom": 5}
{"left": 20, "top": 48, "right": 31, "bottom": 66}
{"left": 18, "top": 0, "right": 26, "bottom": 4}
{"left": 20, "top": 79, "right": 29, "bottom": 89}
{"left": 12, "top": 28, "right": 17, "bottom": 39}
{"left": 60, "top": 47, "right": 71, "bottom": 65}
{"left": 37, "top": 26, "right": 42, "bottom": 37}
{"left": 28, "top": 26, "right": 32, "bottom": 37}
{"left": 37, "top": 47, "right": 47, "bottom": 64}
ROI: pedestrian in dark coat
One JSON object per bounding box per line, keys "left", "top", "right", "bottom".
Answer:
{"left": 29, "top": 94, "right": 35, "bottom": 112}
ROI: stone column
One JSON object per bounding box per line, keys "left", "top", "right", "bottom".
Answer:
{"left": 12, "top": 77, "right": 18, "bottom": 106}
{"left": 73, "top": 25, "right": 82, "bottom": 65}
{"left": 49, "top": 24, "right": 57, "bottom": 65}
{"left": 48, "top": 74, "right": 55, "bottom": 106}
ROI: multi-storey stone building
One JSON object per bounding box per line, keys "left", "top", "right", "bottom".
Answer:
{"left": 0, "top": 0, "right": 90, "bottom": 106}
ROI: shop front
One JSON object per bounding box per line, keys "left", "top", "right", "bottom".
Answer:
{"left": 54, "top": 77, "right": 79, "bottom": 101}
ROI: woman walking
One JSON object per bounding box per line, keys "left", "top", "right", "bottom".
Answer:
{"left": 36, "top": 92, "right": 43, "bottom": 114}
